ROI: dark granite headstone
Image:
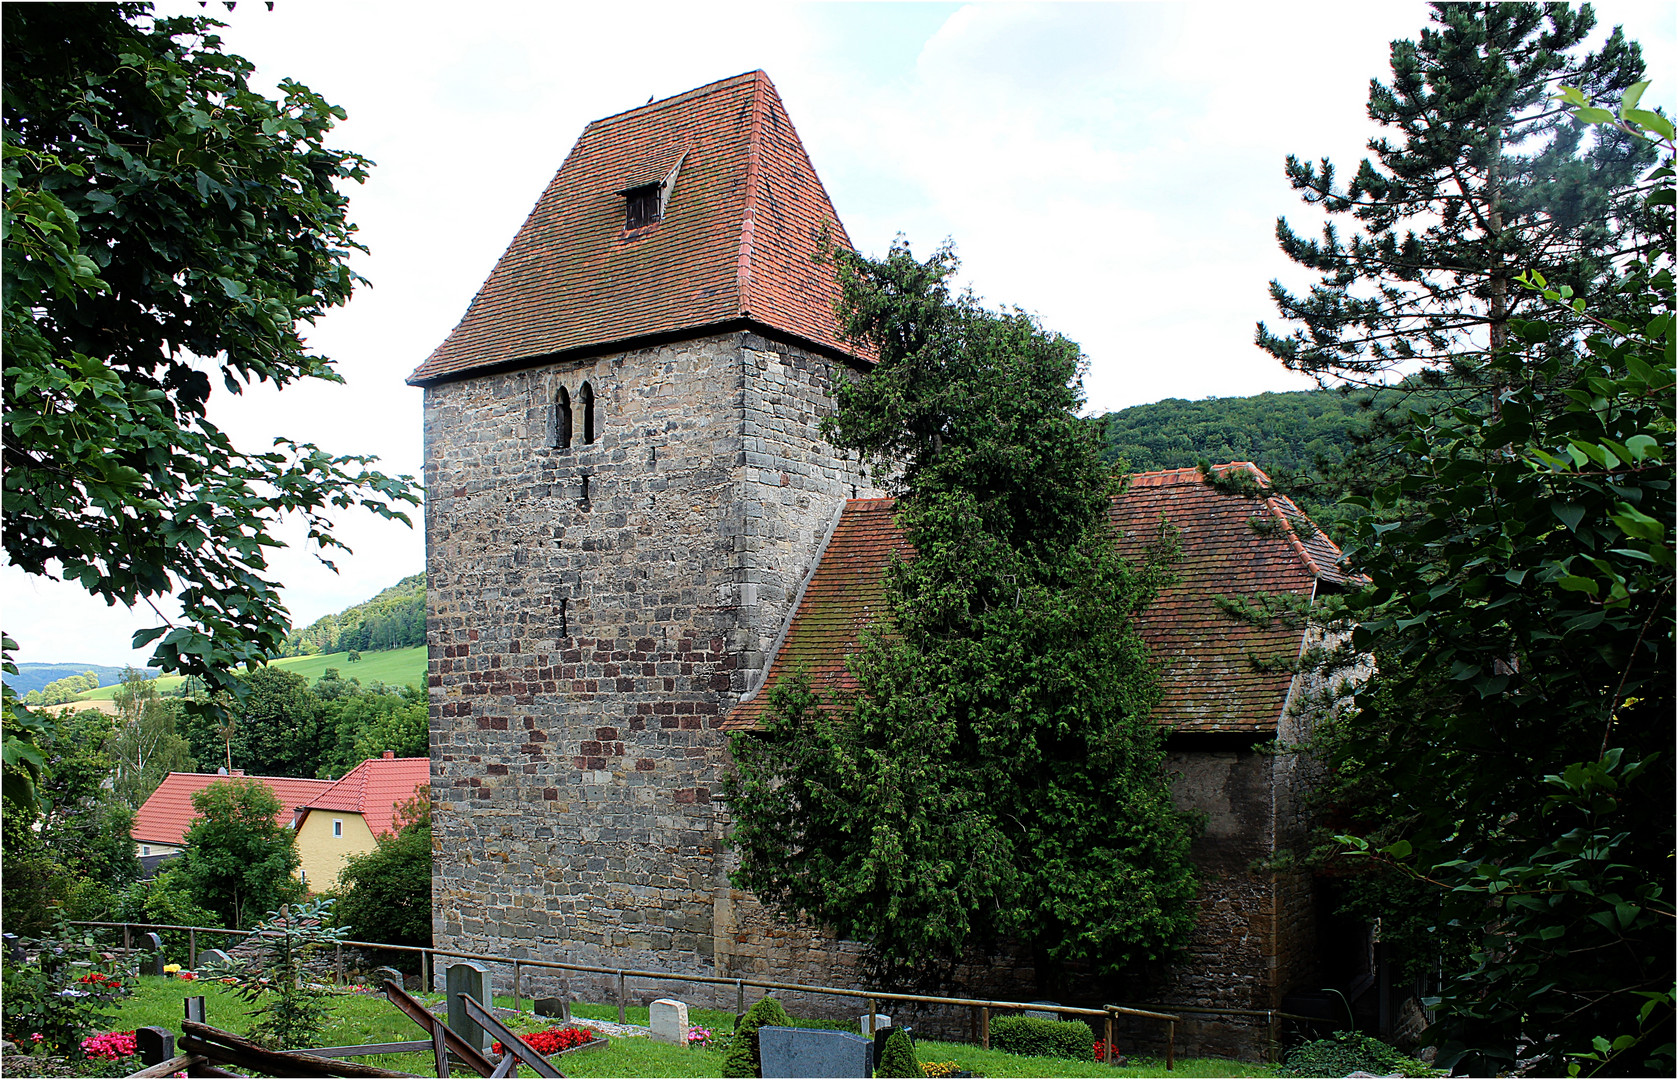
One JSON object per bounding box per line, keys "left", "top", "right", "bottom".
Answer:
{"left": 142, "top": 933, "right": 165, "bottom": 976}
{"left": 535, "top": 996, "right": 572, "bottom": 1022}
{"left": 197, "top": 948, "right": 234, "bottom": 970}
{"left": 758, "top": 1026, "right": 872, "bottom": 1078}
{"left": 184, "top": 996, "right": 206, "bottom": 1025}
{"left": 1023, "top": 999, "right": 1061, "bottom": 1020}
{"left": 136, "top": 1027, "right": 174, "bottom": 1066}
{"left": 873, "top": 1025, "right": 914, "bottom": 1069}
{"left": 3, "top": 933, "right": 24, "bottom": 963}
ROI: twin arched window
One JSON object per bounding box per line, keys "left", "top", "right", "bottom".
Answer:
{"left": 550, "top": 381, "right": 597, "bottom": 450}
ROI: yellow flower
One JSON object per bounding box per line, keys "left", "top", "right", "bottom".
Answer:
{"left": 163, "top": 963, "right": 182, "bottom": 974}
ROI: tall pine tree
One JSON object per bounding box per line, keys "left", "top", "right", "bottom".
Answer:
{"left": 1257, "top": 2, "right": 1650, "bottom": 387}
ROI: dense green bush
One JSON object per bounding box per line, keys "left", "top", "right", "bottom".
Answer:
{"left": 1278, "top": 1031, "right": 1436, "bottom": 1077}
{"left": 722, "top": 995, "right": 791, "bottom": 1078}
{"left": 878, "top": 1027, "right": 922, "bottom": 1077}
{"left": 989, "top": 1015, "right": 1095, "bottom": 1060}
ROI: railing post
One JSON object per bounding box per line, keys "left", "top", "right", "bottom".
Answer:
{"left": 336, "top": 943, "right": 344, "bottom": 985}
{"left": 1104, "top": 1008, "right": 1114, "bottom": 1063}
{"left": 735, "top": 979, "right": 744, "bottom": 1024}
{"left": 1167, "top": 1019, "right": 1175, "bottom": 1071}
{"left": 189, "top": 928, "right": 196, "bottom": 969}
{"left": 513, "top": 960, "right": 521, "bottom": 1014}
{"left": 123, "top": 924, "right": 131, "bottom": 960}
{"left": 617, "top": 970, "right": 627, "bottom": 1025}
{"left": 422, "top": 949, "right": 431, "bottom": 994}
{"left": 981, "top": 1006, "right": 990, "bottom": 1050}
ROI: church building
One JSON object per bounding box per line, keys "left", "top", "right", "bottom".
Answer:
{"left": 409, "top": 70, "right": 1357, "bottom": 1059}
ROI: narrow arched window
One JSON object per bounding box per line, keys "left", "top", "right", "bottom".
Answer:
{"left": 551, "top": 386, "right": 573, "bottom": 449}
{"left": 579, "top": 381, "right": 596, "bottom": 444}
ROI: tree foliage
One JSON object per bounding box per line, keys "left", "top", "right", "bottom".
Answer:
{"left": 726, "top": 240, "right": 1197, "bottom": 993}
{"left": 333, "top": 786, "right": 431, "bottom": 957}
{"left": 1, "top": 3, "right": 419, "bottom": 718}
{"left": 173, "top": 776, "right": 304, "bottom": 930}
{"left": 1307, "top": 90, "right": 1674, "bottom": 1075}
{"left": 1257, "top": 2, "right": 1651, "bottom": 386}
{"left": 278, "top": 573, "right": 426, "bottom": 657}
{"left": 107, "top": 666, "right": 194, "bottom": 807}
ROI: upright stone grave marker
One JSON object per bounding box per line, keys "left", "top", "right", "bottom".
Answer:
{"left": 142, "top": 933, "right": 165, "bottom": 976}
{"left": 371, "top": 966, "right": 405, "bottom": 991}
{"left": 758, "top": 1027, "right": 872, "bottom": 1078}
{"left": 649, "top": 998, "right": 690, "bottom": 1045}
{"left": 446, "top": 961, "right": 494, "bottom": 1056}
{"left": 198, "top": 948, "right": 234, "bottom": 970}
{"left": 535, "top": 997, "right": 573, "bottom": 1022}
{"left": 859, "top": 1012, "right": 890, "bottom": 1036}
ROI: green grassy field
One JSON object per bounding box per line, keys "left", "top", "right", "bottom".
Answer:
{"left": 78, "top": 646, "right": 427, "bottom": 700}
{"left": 91, "top": 977, "right": 1273, "bottom": 1078}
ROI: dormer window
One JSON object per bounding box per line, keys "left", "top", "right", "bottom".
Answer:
{"left": 618, "top": 152, "right": 685, "bottom": 234}
{"left": 624, "top": 185, "right": 661, "bottom": 229}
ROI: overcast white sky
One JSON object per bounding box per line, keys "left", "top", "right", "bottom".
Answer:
{"left": 6, "top": 1, "right": 1674, "bottom": 668}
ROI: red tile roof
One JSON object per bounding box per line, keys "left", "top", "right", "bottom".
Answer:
{"left": 297, "top": 755, "right": 430, "bottom": 839}
{"left": 409, "top": 70, "right": 859, "bottom": 385}
{"left": 132, "top": 772, "right": 337, "bottom": 848}
{"left": 723, "top": 464, "right": 1350, "bottom": 735}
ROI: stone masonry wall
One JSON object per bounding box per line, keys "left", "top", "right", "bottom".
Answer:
{"left": 424, "top": 329, "right": 874, "bottom": 1009}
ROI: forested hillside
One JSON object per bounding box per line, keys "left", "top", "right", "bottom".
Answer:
{"left": 1097, "top": 389, "right": 1371, "bottom": 476}
{"left": 279, "top": 573, "right": 424, "bottom": 657}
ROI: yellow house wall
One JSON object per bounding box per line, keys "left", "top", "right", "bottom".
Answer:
{"left": 295, "top": 811, "right": 376, "bottom": 890}
{"left": 135, "top": 842, "right": 181, "bottom": 858}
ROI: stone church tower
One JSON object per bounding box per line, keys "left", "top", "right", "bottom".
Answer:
{"left": 414, "top": 70, "right": 1360, "bottom": 1058}
{"left": 408, "top": 71, "right": 877, "bottom": 995}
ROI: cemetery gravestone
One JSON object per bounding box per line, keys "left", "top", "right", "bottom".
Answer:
{"left": 371, "top": 966, "right": 405, "bottom": 991}
{"left": 860, "top": 1013, "right": 890, "bottom": 1036}
{"left": 3, "top": 933, "right": 24, "bottom": 963}
{"left": 142, "top": 933, "right": 165, "bottom": 976}
{"left": 649, "top": 998, "right": 690, "bottom": 1045}
{"left": 1023, "top": 1000, "right": 1061, "bottom": 1021}
{"left": 184, "top": 997, "right": 206, "bottom": 1026}
{"left": 758, "top": 1026, "right": 873, "bottom": 1078}
{"left": 198, "top": 948, "right": 234, "bottom": 970}
{"left": 535, "top": 997, "right": 573, "bottom": 1023}
{"left": 446, "top": 961, "right": 495, "bottom": 1055}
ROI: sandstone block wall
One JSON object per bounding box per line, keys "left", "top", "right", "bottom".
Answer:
{"left": 424, "top": 329, "right": 874, "bottom": 1008}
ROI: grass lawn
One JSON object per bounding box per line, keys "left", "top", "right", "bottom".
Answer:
{"left": 101, "top": 977, "right": 1274, "bottom": 1078}
{"left": 77, "top": 646, "right": 427, "bottom": 701}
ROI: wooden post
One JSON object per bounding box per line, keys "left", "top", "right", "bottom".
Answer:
{"left": 422, "top": 950, "right": 431, "bottom": 994}
{"left": 1103, "top": 1009, "right": 1114, "bottom": 1063}
{"left": 617, "top": 970, "right": 627, "bottom": 1025}
{"left": 432, "top": 1015, "right": 451, "bottom": 1078}
{"left": 1166, "top": 1020, "right": 1175, "bottom": 1071}
{"left": 335, "top": 943, "right": 344, "bottom": 985}
{"left": 865, "top": 997, "right": 875, "bottom": 1034}
{"left": 189, "top": 929, "right": 196, "bottom": 969}
{"left": 735, "top": 979, "right": 745, "bottom": 1023}
{"left": 512, "top": 960, "right": 521, "bottom": 1014}
{"left": 124, "top": 924, "right": 132, "bottom": 959}
{"left": 981, "top": 1006, "right": 990, "bottom": 1050}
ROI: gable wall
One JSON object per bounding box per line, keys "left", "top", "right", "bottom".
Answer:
{"left": 424, "top": 329, "right": 874, "bottom": 995}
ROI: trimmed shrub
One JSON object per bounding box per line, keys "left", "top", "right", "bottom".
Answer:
{"left": 722, "top": 995, "right": 792, "bottom": 1078}
{"left": 989, "top": 1015, "right": 1095, "bottom": 1060}
{"left": 879, "top": 1027, "right": 922, "bottom": 1078}
{"left": 1279, "top": 1031, "right": 1437, "bottom": 1077}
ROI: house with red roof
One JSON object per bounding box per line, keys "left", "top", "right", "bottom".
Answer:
{"left": 132, "top": 756, "right": 429, "bottom": 890}
{"left": 409, "top": 70, "right": 1357, "bottom": 1058}
{"left": 132, "top": 771, "right": 335, "bottom": 861}
{"left": 292, "top": 752, "right": 430, "bottom": 889}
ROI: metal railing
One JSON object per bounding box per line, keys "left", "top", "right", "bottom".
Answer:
{"left": 72, "top": 919, "right": 1325, "bottom": 1066}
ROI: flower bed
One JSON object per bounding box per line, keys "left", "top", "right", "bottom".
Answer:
{"left": 81, "top": 1030, "right": 137, "bottom": 1061}
{"left": 492, "top": 1026, "right": 596, "bottom": 1056}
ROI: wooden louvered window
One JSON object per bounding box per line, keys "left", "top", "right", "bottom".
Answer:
{"left": 625, "top": 184, "right": 660, "bottom": 229}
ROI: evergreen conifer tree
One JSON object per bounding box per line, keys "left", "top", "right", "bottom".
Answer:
{"left": 1257, "top": 2, "right": 1650, "bottom": 386}
{"left": 726, "top": 241, "right": 1198, "bottom": 994}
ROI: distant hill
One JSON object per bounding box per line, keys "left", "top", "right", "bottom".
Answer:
{"left": 5, "top": 663, "right": 157, "bottom": 697}
{"left": 77, "top": 646, "right": 428, "bottom": 700}
{"left": 279, "top": 573, "right": 425, "bottom": 657}
{"left": 1097, "top": 388, "right": 1375, "bottom": 477}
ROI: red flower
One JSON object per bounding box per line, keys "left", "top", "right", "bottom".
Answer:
{"left": 491, "top": 1027, "right": 594, "bottom": 1056}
